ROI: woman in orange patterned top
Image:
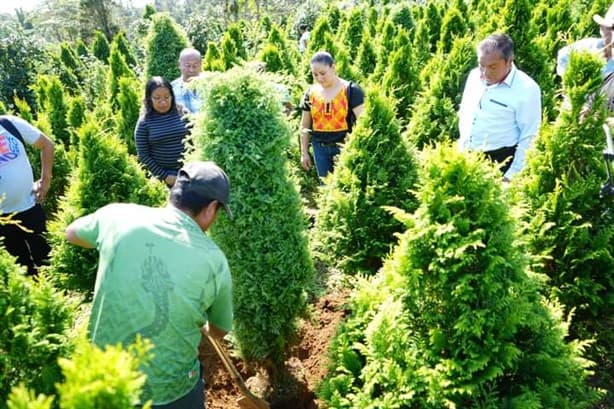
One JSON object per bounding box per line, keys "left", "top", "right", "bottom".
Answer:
{"left": 300, "top": 51, "right": 365, "bottom": 181}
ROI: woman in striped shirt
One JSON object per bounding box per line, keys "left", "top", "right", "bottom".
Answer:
{"left": 135, "top": 76, "right": 189, "bottom": 187}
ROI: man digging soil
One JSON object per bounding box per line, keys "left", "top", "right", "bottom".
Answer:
{"left": 65, "top": 161, "right": 234, "bottom": 408}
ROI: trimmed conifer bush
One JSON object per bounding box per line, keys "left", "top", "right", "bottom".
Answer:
{"left": 107, "top": 42, "right": 136, "bottom": 110}
{"left": 115, "top": 77, "right": 140, "bottom": 156}
{"left": 90, "top": 31, "right": 110, "bottom": 64}
{"left": 203, "top": 41, "right": 225, "bottom": 72}
{"left": 515, "top": 50, "right": 614, "bottom": 392}
{"left": 144, "top": 13, "right": 189, "bottom": 80}
{"left": 189, "top": 68, "right": 314, "bottom": 362}
{"left": 0, "top": 248, "right": 78, "bottom": 407}
{"left": 381, "top": 29, "right": 420, "bottom": 121}
{"left": 311, "top": 87, "right": 419, "bottom": 275}
{"left": 47, "top": 119, "right": 167, "bottom": 295}
{"left": 319, "top": 144, "right": 599, "bottom": 408}
{"left": 7, "top": 336, "right": 152, "bottom": 409}
{"left": 404, "top": 36, "right": 475, "bottom": 148}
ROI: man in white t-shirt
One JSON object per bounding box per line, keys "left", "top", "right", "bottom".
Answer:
{"left": 299, "top": 24, "right": 310, "bottom": 54}
{"left": 0, "top": 115, "right": 54, "bottom": 275}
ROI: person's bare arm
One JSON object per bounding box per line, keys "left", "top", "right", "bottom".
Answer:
{"left": 31, "top": 133, "right": 54, "bottom": 203}
{"left": 352, "top": 103, "right": 365, "bottom": 119}
{"left": 205, "top": 322, "right": 228, "bottom": 341}
{"left": 65, "top": 222, "right": 95, "bottom": 249}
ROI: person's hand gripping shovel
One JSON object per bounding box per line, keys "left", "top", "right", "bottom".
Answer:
{"left": 202, "top": 330, "right": 270, "bottom": 409}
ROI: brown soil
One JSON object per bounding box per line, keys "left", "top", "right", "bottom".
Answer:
{"left": 200, "top": 288, "right": 349, "bottom": 409}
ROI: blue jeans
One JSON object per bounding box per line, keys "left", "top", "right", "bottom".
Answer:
{"left": 311, "top": 140, "right": 341, "bottom": 180}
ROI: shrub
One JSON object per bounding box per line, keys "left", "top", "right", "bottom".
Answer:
{"left": 7, "top": 336, "right": 153, "bottom": 409}
{"left": 514, "top": 50, "right": 614, "bottom": 393}
{"left": 90, "top": 31, "right": 110, "bottom": 64}
{"left": 319, "top": 144, "right": 599, "bottom": 408}
{"left": 0, "top": 248, "right": 78, "bottom": 407}
{"left": 144, "top": 13, "right": 189, "bottom": 80}
{"left": 47, "top": 119, "right": 167, "bottom": 295}
{"left": 404, "top": 35, "right": 475, "bottom": 148}
{"left": 189, "top": 68, "right": 315, "bottom": 362}
{"left": 311, "top": 86, "right": 419, "bottom": 275}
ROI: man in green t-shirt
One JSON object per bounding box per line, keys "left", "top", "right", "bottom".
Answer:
{"left": 65, "top": 161, "right": 234, "bottom": 408}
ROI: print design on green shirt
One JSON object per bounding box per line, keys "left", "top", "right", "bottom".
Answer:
{"left": 124, "top": 242, "right": 174, "bottom": 401}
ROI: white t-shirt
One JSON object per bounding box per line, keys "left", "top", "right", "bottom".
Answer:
{"left": 299, "top": 31, "right": 310, "bottom": 53}
{"left": 0, "top": 115, "right": 41, "bottom": 213}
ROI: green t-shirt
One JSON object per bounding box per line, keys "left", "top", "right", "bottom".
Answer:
{"left": 72, "top": 203, "right": 233, "bottom": 404}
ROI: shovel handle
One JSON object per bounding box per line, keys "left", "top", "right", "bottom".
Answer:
{"left": 203, "top": 331, "right": 266, "bottom": 403}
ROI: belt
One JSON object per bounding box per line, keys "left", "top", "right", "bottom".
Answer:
{"left": 314, "top": 139, "right": 344, "bottom": 147}
{"left": 483, "top": 145, "right": 517, "bottom": 163}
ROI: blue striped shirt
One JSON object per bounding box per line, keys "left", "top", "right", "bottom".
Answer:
{"left": 134, "top": 110, "right": 189, "bottom": 180}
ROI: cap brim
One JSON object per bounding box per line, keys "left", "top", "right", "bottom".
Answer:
{"left": 594, "top": 14, "right": 614, "bottom": 27}
{"left": 221, "top": 203, "right": 233, "bottom": 220}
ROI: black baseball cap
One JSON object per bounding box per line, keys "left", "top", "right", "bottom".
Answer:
{"left": 176, "top": 161, "right": 232, "bottom": 219}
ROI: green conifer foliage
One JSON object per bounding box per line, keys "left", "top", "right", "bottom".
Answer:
{"left": 42, "top": 76, "right": 71, "bottom": 148}
{"left": 312, "top": 87, "right": 418, "bottom": 275}
{"left": 112, "top": 31, "right": 137, "bottom": 69}
{"left": 389, "top": 3, "right": 415, "bottom": 35}
{"left": 67, "top": 95, "right": 86, "bottom": 131}
{"left": 7, "top": 336, "right": 153, "bottom": 409}
{"left": 370, "top": 19, "right": 396, "bottom": 82}
{"left": 47, "top": 121, "right": 167, "bottom": 295}
{"left": 326, "top": 4, "right": 342, "bottom": 32}
{"left": 115, "top": 77, "right": 140, "bottom": 156}
{"left": 90, "top": 31, "right": 110, "bottom": 64}
{"left": 220, "top": 31, "right": 239, "bottom": 71}
{"left": 305, "top": 15, "right": 332, "bottom": 58}
{"left": 203, "top": 42, "right": 225, "bottom": 72}
{"left": 517, "top": 51, "right": 613, "bottom": 344}
{"left": 264, "top": 25, "right": 296, "bottom": 75}
{"left": 411, "top": 14, "right": 434, "bottom": 67}
{"left": 107, "top": 42, "right": 135, "bottom": 110}
{"left": 366, "top": 7, "right": 379, "bottom": 38}
{"left": 423, "top": 2, "right": 443, "bottom": 53}
{"left": 56, "top": 337, "right": 152, "bottom": 408}
{"left": 340, "top": 8, "right": 364, "bottom": 59}
{"left": 226, "top": 23, "right": 248, "bottom": 61}
{"left": 49, "top": 49, "right": 79, "bottom": 95}
{"left": 259, "top": 44, "right": 285, "bottom": 73}
{"left": 0, "top": 248, "right": 77, "bottom": 404}
{"left": 189, "top": 68, "right": 314, "bottom": 362}
{"left": 144, "top": 13, "right": 189, "bottom": 80}
{"left": 356, "top": 33, "right": 377, "bottom": 79}
{"left": 319, "top": 144, "right": 598, "bottom": 408}
{"left": 382, "top": 29, "right": 419, "bottom": 121}
{"left": 75, "top": 39, "right": 89, "bottom": 58}
{"left": 404, "top": 36, "right": 474, "bottom": 148}
{"left": 437, "top": 7, "right": 467, "bottom": 54}
{"left": 59, "top": 43, "right": 83, "bottom": 85}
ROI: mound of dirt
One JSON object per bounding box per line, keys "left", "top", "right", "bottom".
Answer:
{"left": 200, "top": 289, "right": 349, "bottom": 409}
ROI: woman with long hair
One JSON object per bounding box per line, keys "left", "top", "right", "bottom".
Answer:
{"left": 135, "top": 76, "right": 189, "bottom": 187}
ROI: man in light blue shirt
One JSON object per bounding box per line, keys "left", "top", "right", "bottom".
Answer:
{"left": 171, "top": 48, "right": 203, "bottom": 114}
{"left": 458, "top": 33, "right": 542, "bottom": 181}
{"left": 556, "top": 4, "right": 614, "bottom": 78}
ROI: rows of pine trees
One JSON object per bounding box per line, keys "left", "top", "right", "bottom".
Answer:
{"left": 1, "top": 0, "right": 613, "bottom": 407}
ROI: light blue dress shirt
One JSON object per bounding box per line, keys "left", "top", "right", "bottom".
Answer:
{"left": 556, "top": 38, "right": 614, "bottom": 77}
{"left": 458, "top": 64, "right": 542, "bottom": 179}
{"left": 171, "top": 77, "right": 202, "bottom": 114}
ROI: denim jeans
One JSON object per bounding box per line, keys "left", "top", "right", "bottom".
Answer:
{"left": 149, "top": 378, "right": 205, "bottom": 409}
{"left": 311, "top": 140, "right": 341, "bottom": 180}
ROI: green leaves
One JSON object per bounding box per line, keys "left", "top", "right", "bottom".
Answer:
{"left": 190, "top": 68, "right": 314, "bottom": 362}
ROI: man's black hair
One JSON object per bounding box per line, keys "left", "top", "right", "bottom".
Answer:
{"left": 169, "top": 187, "right": 215, "bottom": 216}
